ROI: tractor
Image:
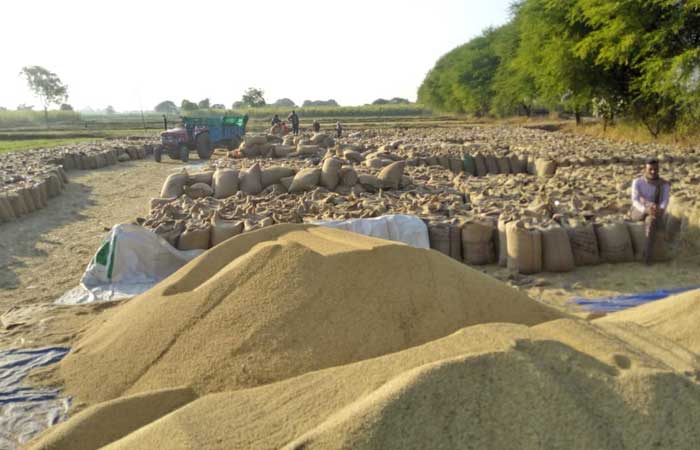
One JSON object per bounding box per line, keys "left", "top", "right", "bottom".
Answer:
{"left": 155, "top": 115, "right": 248, "bottom": 163}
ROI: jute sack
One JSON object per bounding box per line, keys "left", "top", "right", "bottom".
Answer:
{"left": 595, "top": 222, "right": 634, "bottom": 263}
{"left": 210, "top": 215, "right": 244, "bottom": 247}
{"left": 428, "top": 223, "right": 451, "bottom": 257}
{"left": 358, "top": 174, "right": 382, "bottom": 193}
{"left": 280, "top": 176, "right": 294, "bottom": 192}
{"left": 343, "top": 150, "right": 364, "bottom": 163}
{"left": 262, "top": 166, "right": 295, "bottom": 189}
{"left": 339, "top": 167, "right": 358, "bottom": 187}
{"left": 38, "top": 179, "right": 49, "bottom": 207}
{"left": 185, "top": 183, "right": 214, "bottom": 199}
{"left": 46, "top": 174, "right": 62, "bottom": 198}
{"left": 474, "top": 153, "right": 488, "bottom": 177}
{"left": 535, "top": 158, "right": 557, "bottom": 177}
{"left": 321, "top": 158, "right": 343, "bottom": 190}
{"left": 57, "top": 166, "right": 69, "bottom": 184}
{"left": 95, "top": 153, "right": 107, "bottom": 168}
{"left": 244, "top": 135, "right": 267, "bottom": 146}
{"left": 0, "top": 195, "right": 15, "bottom": 221}
{"left": 86, "top": 155, "right": 98, "bottom": 170}
{"left": 6, "top": 191, "right": 27, "bottom": 217}
{"left": 540, "top": 225, "right": 575, "bottom": 272}
{"left": 506, "top": 221, "right": 543, "bottom": 274}
{"left": 160, "top": 172, "right": 188, "bottom": 198}
{"left": 425, "top": 156, "right": 439, "bottom": 166}
{"left": 177, "top": 225, "right": 212, "bottom": 251}
{"left": 297, "top": 144, "right": 322, "bottom": 155}
{"left": 378, "top": 161, "right": 405, "bottom": 190}
{"left": 485, "top": 154, "right": 500, "bottom": 174}
{"left": 61, "top": 154, "right": 76, "bottom": 171}
{"left": 665, "top": 194, "right": 688, "bottom": 241}
{"left": 527, "top": 157, "right": 536, "bottom": 175}
{"left": 509, "top": 155, "right": 525, "bottom": 174}
{"left": 239, "top": 163, "right": 263, "bottom": 195}
{"left": 462, "top": 154, "right": 476, "bottom": 175}
{"left": 449, "top": 158, "right": 463, "bottom": 174}
{"left": 52, "top": 169, "right": 65, "bottom": 190}
{"left": 189, "top": 171, "right": 214, "bottom": 186}
{"left": 289, "top": 168, "right": 321, "bottom": 193}
{"left": 449, "top": 224, "right": 462, "bottom": 261}
{"left": 273, "top": 145, "right": 294, "bottom": 158}
{"left": 149, "top": 198, "right": 173, "bottom": 212}
{"left": 496, "top": 157, "right": 511, "bottom": 174}
{"left": 213, "top": 169, "right": 239, "bottom": 198}
{"left": 497, "top": 217, "right": 510, "bottom": 267}
{"left": 565, "top": 221, "right": 599, "bottom": 266}
{"left": 29, "top": 184, "right": 44, "bottom": 209}
{"left": 19, "top": 187, "right": 36, "bottom": 213}
{"left": 461, "top": 220, "right": 495, "bottom": 265}
{"left": 627, "top": 221, "right": 672, "bottom": 262}
{"left": 437, "top": 156, "right": 450, "bottom": 170}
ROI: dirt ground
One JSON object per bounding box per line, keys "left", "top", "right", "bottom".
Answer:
{"left": 2, "top": 156, "right": 700, "bottom": 349}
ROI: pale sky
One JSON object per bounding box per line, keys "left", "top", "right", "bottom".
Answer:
{"left": 1, "top": 0, "right": 513, "bottom": 112}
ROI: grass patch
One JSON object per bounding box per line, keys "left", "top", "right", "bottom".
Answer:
{"left": 562, "top": 121, "right": 700, "bottom": 147}
{"left": 0, "top": 138, "right": 105, "bottom": 153}
{"left": 0, "top": 129, "right": 160, "bottom": 154}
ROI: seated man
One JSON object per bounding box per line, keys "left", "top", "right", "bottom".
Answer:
{"left": 629, "top": 157, "right": 670, "bottom": 222}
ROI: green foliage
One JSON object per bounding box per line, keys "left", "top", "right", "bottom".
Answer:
{"left": 19, "top": 66, "right": 68, "bottom": 115}
{"left": 182, "top": 103, "right": 431, "bottom": 119}
{"left": 181, "top": 99, "right": 198, "bottom": 111}
{"left": 272, "top": 98, "right": 297, "bottom": 107}
{"left": 302, "top": 99, "right": 340, "bottom": 107}
{"left": 197, "top": 98, "right": 210, "bottom": 109}
{"left": 240, "top": 88, "right": 266, "bottom": 107}
{"left": 105, "top": 106, "right": 116, "bottom": 115}
{"left": 60, "top": 103, "right": 73, "bottom": 111}
{"left": 155, "top": 100, "right": 178, "bottom": 114}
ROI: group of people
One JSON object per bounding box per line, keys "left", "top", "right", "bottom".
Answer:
{"left": 270, "top": 112, "right": 343, "bottom": 138}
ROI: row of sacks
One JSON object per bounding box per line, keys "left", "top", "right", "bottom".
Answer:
{"left": 409, "top": 153, "right": 557, "bottom": 178}
{"left": 59, "top": 145, "right": 150, "bottom": 171}
{"left": 159, "top": 160, "right": 409, "bottom": 200}
{"left": 232, "top": 133, "right": 336, "bottom": 159}
{"left": 426, "top": 214, "right": 680, "bottom": 274}
{"left": 0, "top": 166, "right": 68, "bottom": 223}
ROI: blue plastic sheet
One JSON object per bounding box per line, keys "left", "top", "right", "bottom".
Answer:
{"left": 0, "top": 347, "right": 70, "bottom": 450}
{"left": 573, "top": 286, "right": 700, "bottom": 312}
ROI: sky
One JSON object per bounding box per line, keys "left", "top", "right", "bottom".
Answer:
{"left": 1, "top": 0, "right": 514, "bottom": 112}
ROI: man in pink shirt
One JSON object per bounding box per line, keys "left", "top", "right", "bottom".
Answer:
{"left": 629, "top": 157, "right": 670, "bottom": 222}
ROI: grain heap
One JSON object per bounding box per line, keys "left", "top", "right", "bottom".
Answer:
{"left": 599, "top": 288, "right": 700, "bottom": 354}
{"left": 29, "top": 305, "right": 700, "bottom": 450}
{"left": 50, "top": 224, "right": 562, "bottom": 406}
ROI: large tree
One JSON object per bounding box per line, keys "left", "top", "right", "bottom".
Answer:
{"left": 181, "top": 99, "right": 198, "bottom": 111}
{"left": 197, "top": 98, "right": 210, "bottom": 109}
{"left": 19, "top": 66, "right": 68, "bottom": 128}
{"left": 240, "top": 88, "right": 266, "bottom": 107}
{"left": 155, "top": 100, "right": 178, "bottom": 114}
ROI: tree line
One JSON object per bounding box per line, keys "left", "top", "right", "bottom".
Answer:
{"left": 418, "top": 0, "right": 700, "bottom": 136}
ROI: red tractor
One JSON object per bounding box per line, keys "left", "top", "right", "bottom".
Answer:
{"left": 155, "top": 115, "right": 248, "bottom": 163}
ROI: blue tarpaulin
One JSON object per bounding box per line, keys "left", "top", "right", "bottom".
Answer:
{"left": 0, "top": 347, "right": 70, "bottom": 450}
{"left": 573, "top": 286, "right": 700, "bottom": 312}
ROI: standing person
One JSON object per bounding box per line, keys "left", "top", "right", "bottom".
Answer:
{"left": 271, "top": 114, "right": 281, "bottom": 127}
{"left": 312, "top": 120, "right": 321, "bottom": 133}
{"left": 629, "top": 157, "right": 670, "bottom": 222}
{"left": 335, "top": 121, "right": 343, "bottom": 138}
{"left": 287, "top": 110, "right": 300, "bottom": 135}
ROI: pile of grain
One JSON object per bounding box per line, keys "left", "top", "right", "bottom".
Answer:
{"left": 29, "top": 319, "right": 700, "bottom": 450}
{"left": 599, "top": 288, "right": 700, "bottom": 354}
{"left": 53, "top": 224, "right": 561, "bottom": 405}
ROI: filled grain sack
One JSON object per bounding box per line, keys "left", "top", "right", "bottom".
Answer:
{"left": 358, "top": 174, "right": 382, "bottom": 192}
{"left": 425, "top": 156, "right": 439, "bottom": 166}
{"left": 289, "top": 168, "right": 321, "bottom": 193}
{"left": 664, "top": 194, "right": 688, "bottom": 242}
{"left": 189, "top": 171, "right": 214, "bottom": 186}
{"left": 244, "top": 135, "right": 267, "bottom": 146}
{"left": 6, "top": 191, "right": 27, "bottom": 217}
{"left": 565, "top": 221, "right": 600, "bottom": 266}
{"left": 239, "top": 163, "right": 263, "bottom": 195}
{"left": 19, "top": 187, "right": 36, "bottom": 213}
{"left": 339, "top": 167, "right": 358, "bottom": 187}
{"left": 449, "top": 224, "right": 462, "bottom": 261}
{"left": 262, "top": 166, "right": 295, "bottom": 188}
{"left": 321, "top": 158, "right": 343, "bottom": 190}
{"left": 496, "top": 157, "right": 511, "bottom": 174}
{"left": 461, "top": 219, "right": 495, "bottom": 265}
{"left": 160, "top": 172, "right": 188, "bottom": 198}
{"left": 540, "top": 225, "right": 575, "bottom": 272}
{"left": 177, "top": 225, "right": 212, "bottom": 251}
{"left": 185, "top": 183, "right": 213, "bottom": 199}
{"left": 506, "top": 221, "right": 543, "bottom": 274}
{"left": 485, "top": 154, "right": 499, "bottom": 174}
{"left": 437, "top": 156, "right": 450, "bottom": 170}
{"left": 212, "top": 169, "right": 239, "bottom": 199}
{"left": 627, "top": 221, "right": 672, "bottom": 262}
{"left": 428, "top": 223, "right": 451, "bottom": 257}
{"left": 497, "top": 216, "right": 510, "bottom": 267}
{"left": 37, "top": 179, "right": 49, "bottom": 207}
{"left": 297, "top": 145, "right": 322, "bottom": 155}
{"left": 449, "top": 158, "right": 463, "bottom": 174}
{"left": 343, "top": 150, "right": 363, "bottom": 163}
{"left": 535, "top": 158, "right": 557, "bottom": 177}
{"left": 474, "top": 153, "right": 488, "bottom": 177}
{"left": 57, "top": 166, "right": 69, "bottom": 184}
{"left": 509, "top": 154, "right": 525, "bottom": 174}
{"left": 595, "top": 222, "right": 634, "bottom": 263}
{"left": 462, "top": 154, "right": 476, "bottom": 175}
{"left": 378, "top": 161, "right": 405, "bottom": 190}
{"left": 210, "top": 215, "right": 244, "bottom": 247}
{"left": 46, "top": 174, "right": 62, "bottom": 198}
{"left": 0, "top": 195, "right": 15, "bottom": 221}
{"left": 29, "top": 184, "right": 44, "bottom": 209}
{"left": 273, "top": 145, "right": 294, "bottom": 158}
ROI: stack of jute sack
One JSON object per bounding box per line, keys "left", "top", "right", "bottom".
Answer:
{"left": 0, "top": 165, "right": 68, "bottom": 223}
{"left": 231, "top": 132, "right": 336, "bottom": 159}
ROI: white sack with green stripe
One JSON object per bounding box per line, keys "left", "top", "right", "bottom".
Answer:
{"left": 56, "top": 224, "right": 203, "bottom": 304}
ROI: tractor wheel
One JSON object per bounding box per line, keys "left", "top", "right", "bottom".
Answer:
{"left": 154, "top": 146, "right": 163, "bottom": 163}
{"left": 228, "top": 135, "right": 242, "bottom": 150}
{"left": 196, "top": 133, "right": 213, "bottom": 160}
{"left": 179, "top": 145, "right": 189, "bottom": 163}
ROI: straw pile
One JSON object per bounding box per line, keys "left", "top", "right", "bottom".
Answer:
{"left": 52, "top": 224, "right": 561, "bottom": 405}
{"left": 29, "top": 318, "right": 700, "bottom": 450}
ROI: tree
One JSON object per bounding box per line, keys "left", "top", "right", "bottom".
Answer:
{"left": 60, "top": 103, "right": 74, "bottom": 111}
{"left": 372, "top": 98, "right": 390, "bottom": 105}
{"left": 232, "top": 101, "right": 244, "bottom": 109}
{"left": 181, "top": 99, "right": 198, "bottom": 111}
{"left": 16, "top": 104, "right": 34, "bottom": 111}
{"left": 240, "top": 88, "right": 266, "bottom": 107}
{"left": 0, "top": 106, "right": 6, "bottom": 111}
{"left": 19, "top": 66, "right": 68, "bottom": 128}
{"left": 155, "top": 100, "right": 178, "bottom": 114}
{"left": 302, "top": 99, "right": 340, "bottom": 107}
{"left": 105, "top": 105, "right": 116, "bottom": 114}
{"left": 211, "top": 104, "right": 225, "bottom": 109}
{"left": 273, "top": 98, "right": 297, "bottom": 107}
{"left": 197, "top": 98, "right": 210, "bottom": 109}
{"left": 389, "top": 97, "right": 410, "bottom": 104}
